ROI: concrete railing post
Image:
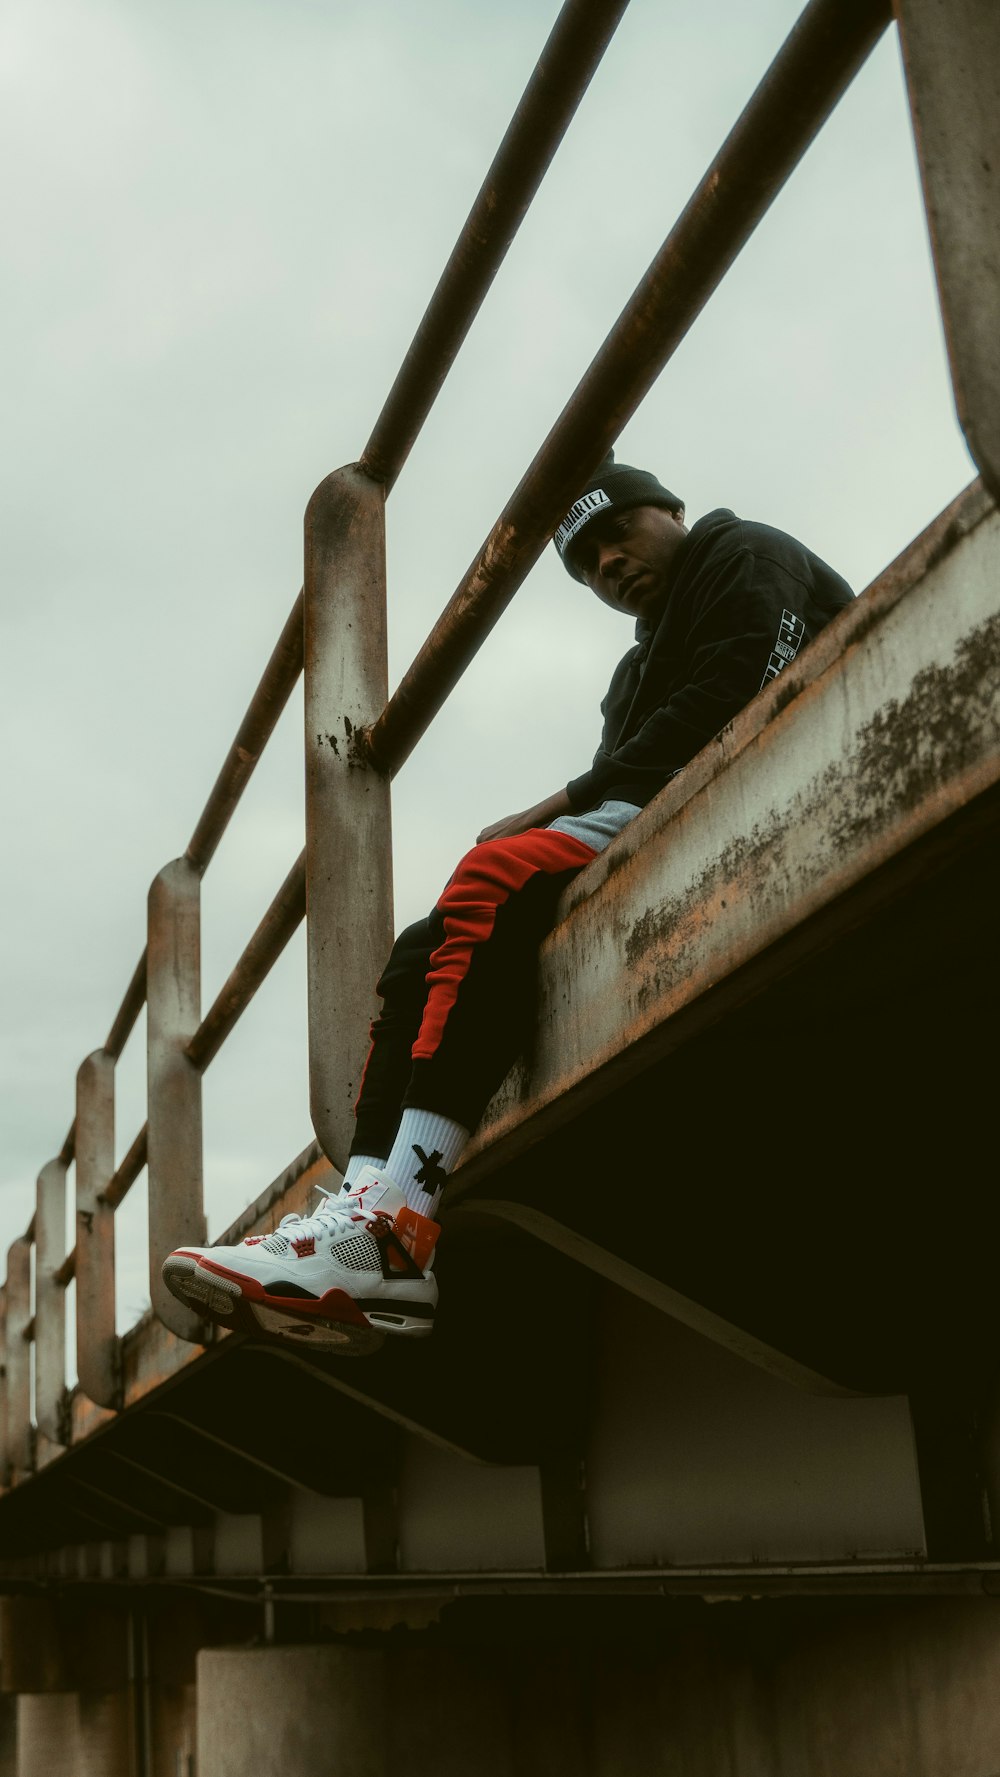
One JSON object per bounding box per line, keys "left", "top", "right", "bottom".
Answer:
{"left": 303, "top": 466, "right": 394, "bottom": 1170}
{"left": 147, "top": 858, "right": 206, "bottom": 1342}
{"left": 197, "top": 1647, "right": 388, "bottom": 1776}
{"left": 894, "top": 0, "right": 1000, "bottom": 501}
{"left": 34, "top": 1158, "right": 68, "bottom": 1451}
{"left": 76, "top": 1051, "right": 120, "bottom": 1410}
{"left": 0, "top": 1288, "right": 7, "bottom": 1491}
{"left": 3, "top": 1241, "right": 32, "bottom": 1480}
{"left": 16, "top": 1695, "right": 80, "bottom": 1773}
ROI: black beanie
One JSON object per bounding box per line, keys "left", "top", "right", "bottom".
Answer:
{"left": 554, "top": 451, "right": 683, "bottom": 581}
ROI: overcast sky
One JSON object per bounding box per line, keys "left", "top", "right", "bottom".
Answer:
{"left": 1, "top": 0, "right": 974, "bottom": 1347}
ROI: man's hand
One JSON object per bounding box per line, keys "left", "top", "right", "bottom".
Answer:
{"left": 477, "top": 788, "right": 572, "bottom": 845}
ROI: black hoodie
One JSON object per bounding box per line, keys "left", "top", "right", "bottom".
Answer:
{"left": 566, "top": 507, "right": 854, "bottom": 812}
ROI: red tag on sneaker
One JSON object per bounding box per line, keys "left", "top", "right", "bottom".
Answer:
{"left": 396, "top": 1206, "right": 440, "bottom": 1270}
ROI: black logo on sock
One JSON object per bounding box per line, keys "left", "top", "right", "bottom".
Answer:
{"left": 412, "top": 1145, "right": 447, "bottom": 1194}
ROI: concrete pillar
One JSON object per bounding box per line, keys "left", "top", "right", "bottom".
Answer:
{"left": 16, "top": 1694, "right": 79, "bottom": 1772}
{"left": 198, "top": 1643, "right": 577, "bottom": 1777}
{"left": 16, "top": 1689, "right": 129, "bottom": 1776}
{"left": 197, "top": 1647, "right": 387, "bottom": 1776}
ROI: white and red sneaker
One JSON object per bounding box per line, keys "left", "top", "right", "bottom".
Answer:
{"left": 161, "top": 1168, "right": 439, "bottom": 1356}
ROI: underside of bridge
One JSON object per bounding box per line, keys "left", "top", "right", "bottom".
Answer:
{"left": 1, "top": 481, "right": 998, "bottom": 1774}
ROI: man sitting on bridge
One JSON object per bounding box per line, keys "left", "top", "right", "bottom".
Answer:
{"left": 163, "top": 453, "right": 853, "bottom": 1352}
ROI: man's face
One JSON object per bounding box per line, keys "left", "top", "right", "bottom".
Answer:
{"left": 568, "top": 503, "right": 688, "bottom": 620}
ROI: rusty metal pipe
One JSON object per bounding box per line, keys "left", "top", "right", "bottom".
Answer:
{"left": 185, "top": 852, "right": 307, "bottom": 1075}
{"left": 55, "top": 1248, "right": 77, "bottom": 1289}
{"left": 101, "top": 1123, "right": 149, "bottom": 1212}
{"left": 367, "top": 0, "right": 892, "bottom": 773}
{"left": 359, "top": 0, "right": 633, "bottom": 492}
{"left": 186, "top": 590, "right": 305, "bottom": 873}
{"left": 105, "top": 950, "right": 148, "bottom": 1060}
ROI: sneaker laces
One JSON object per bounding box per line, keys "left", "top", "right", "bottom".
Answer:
{"left": 258, "top": 1184, "right": 369, "bottom": 1256}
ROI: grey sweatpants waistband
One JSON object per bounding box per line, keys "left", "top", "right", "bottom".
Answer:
{"left": 546, "top": 799, "right": 641, "bottom": 852}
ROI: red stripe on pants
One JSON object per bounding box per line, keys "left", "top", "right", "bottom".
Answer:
{"left": 411, "top": 829, "right": 597, "bottom": 1062}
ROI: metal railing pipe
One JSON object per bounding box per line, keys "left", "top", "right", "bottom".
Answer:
{"left": 366, "top": 0, "right": 892, "bottom": 774}
{"left": 101, "top": 1123, "right": 148, "bottom": 1212}
{"left": 186, "top": 589, "right": 306, "bottom": 873}
{"left": 186, "top": 853, "right": 306, "bottom": 1075}
{"left": 34, "top": 1158, "right": 68, "bottom": 1447}
{"left": 75, "top": 1051, "right": 120, "bottom": 1409}
{"left": 147, "top": 859, "right": 207, "bottom": 1341}
{"left": 104, "top": 950, "right": 148, "bottom": 1062}
{"left": 3, "top": 1243, "right": 32, "bottom": 1477}
{"left": 359, "top": 0, "right": 633, "bottom": 492}
{"left": 55, "top": 1248, "right": 77, "bottom": 1289}
{"left": 303, "top": 467, "right": 394, "bottom": 1170}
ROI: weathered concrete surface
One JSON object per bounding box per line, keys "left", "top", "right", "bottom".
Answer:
{"left": 195, "top": 1601, "right": 1000, "bottom": 1777}
{"left": 16, "top": 1694, "right": 79, "bottom": 1774}
{"left": 582, "top": 1599, "right": 1000, "bottom": 1776}
{"left": 583, "top": 1291, "right": 925, "bottom": 1566}
{"left": 770, "top": 1599, "right": 1000, "bottom": 1776}
{"left": 12, "top": 1690, "right": 128, "bottom": 1776}
{"left": 197, "top": 1646, "right": 386, "bottom": 1777}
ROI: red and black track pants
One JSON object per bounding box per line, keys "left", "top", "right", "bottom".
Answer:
{"left": 351, "top": 827, "right": 598, "bottom": 1158}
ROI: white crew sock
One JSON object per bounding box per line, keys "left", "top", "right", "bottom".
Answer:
{"left": 343, "top": 1153, "right": 386, "bottom": 1191}
{"left": 384, "top": 1108, "right": 468, "bottom": 1216}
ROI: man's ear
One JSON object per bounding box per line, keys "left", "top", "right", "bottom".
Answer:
{"left": 674, "top": 505, "right": 686, "bottom": 525}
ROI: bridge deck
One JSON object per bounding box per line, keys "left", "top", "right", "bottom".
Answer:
{"left": 4, "top": 479, "right": 998, "bottom": 1587}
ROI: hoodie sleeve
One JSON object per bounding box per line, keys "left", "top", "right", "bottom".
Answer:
{"left": 565, "top": 544, "right": 792, "bottom": 810}
{"left": 565, "top": 643, "right": 642, "bottom": 809}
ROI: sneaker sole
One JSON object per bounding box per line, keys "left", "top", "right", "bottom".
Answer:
{"left": 162, "top": 1253, "right": 433, "bottom": 1357}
